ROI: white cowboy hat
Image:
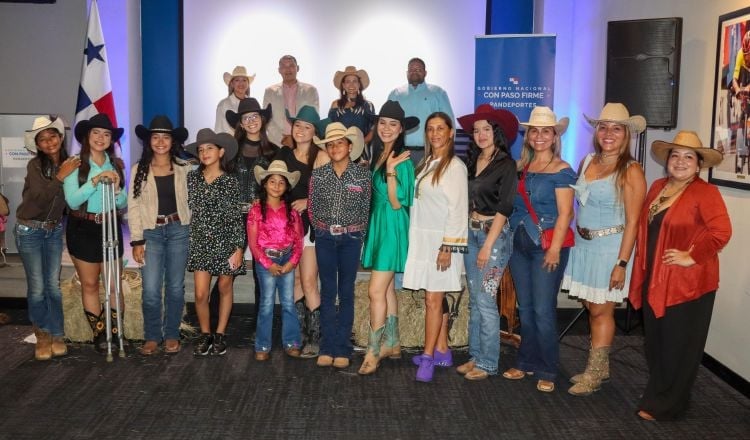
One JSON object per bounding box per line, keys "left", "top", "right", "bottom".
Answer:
{"left": 332, "top": 66, "right": 370, "bottom": 90}
{"left": 253, "top": 160, "right": 301, "bottom": 188}
{"left": 313, "top": 122, "right": 364, "bottom": 161}
{"left": 24, "top": 115, "right": 65, "bottom": 152}
{"left": 519, "top": 106, "right": 569, "bottom": 135}
{"left": 584, "top": 102, "right": 647, "bottom": 134}
{"left": 223, "top": 66, "right": 256, "bottom": 86}
{"left": 651, "top": 130, "right": 723, "bottom": 168}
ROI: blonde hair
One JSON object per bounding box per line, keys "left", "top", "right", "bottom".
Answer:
{"left": 516, "top": 127, "right": 563, "bottom": 171}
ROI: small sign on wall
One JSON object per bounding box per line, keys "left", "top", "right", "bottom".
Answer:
{"left": 0, "top": 137, "right": 34, "bottom": 168}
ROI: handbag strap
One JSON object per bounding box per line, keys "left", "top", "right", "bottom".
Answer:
{"left": 518, "top": 165, "right": 541, "bottom": 228}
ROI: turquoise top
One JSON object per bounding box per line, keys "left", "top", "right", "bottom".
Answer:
{"left": 63, "top": 154, "right": 127, "bottom": 212}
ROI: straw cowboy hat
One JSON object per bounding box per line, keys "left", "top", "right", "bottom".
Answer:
{"left": 25, "top": 115, "right": 65, "bottom": 152}
{"left": 225, "top": 98, "right": 272, "bottom": 128}
{"left": 374, "top": 100, "right": 419, "bottom": 132}
{"left": 223, "top": 66, "right": 256, "bottom": 86}
{"left": 74, "top": 113, "right": 124, "bottom": 143}
{"left": 584, "top": 102, "right": 647, "bottom": 134}
{"left": 458, "top": 103, "right": 520, "bottom": 145}
{"left": 314, "top": 122, "right": 365, "bottom": 161}
{"left": 651, "top": 130, "right": 723, "bottom": 168}
{"left": 286, "top": 105, "right": 324, "bottom": 137}
{"left": 332, "top": 66, "right": 370, "bottom": 90}
{"left": 185, "top": 128, "right": 238, "bottom": 161}
{"left": 519, "top": 106, "right": 569, "bottom": 135}
{"left": 135, "top": 115, "right": 188, "bottom": 144}
{"left": 253, "top": 159, "right": 301, "bottom": 188}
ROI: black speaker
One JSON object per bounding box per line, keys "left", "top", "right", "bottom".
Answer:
{"left": 605, "top": 17, "right": 682, "bottom": 129}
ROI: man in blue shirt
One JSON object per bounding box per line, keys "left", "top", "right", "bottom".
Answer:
{"left": 387, "top": 57, "right": 454, "bottom": 164}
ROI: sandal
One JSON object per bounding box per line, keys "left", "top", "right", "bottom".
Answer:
{"left": 502, "top": 368, "right": 526, "bottom": 380}
{"left": 164, "top": 339, "right": 181, "bottom": 354}
{"left": 537, "top": 380, "right": 555, "bottom": 393}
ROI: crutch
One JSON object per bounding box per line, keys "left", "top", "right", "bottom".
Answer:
{"left": 100, "top": 176, "right": 125, "bottom": 361}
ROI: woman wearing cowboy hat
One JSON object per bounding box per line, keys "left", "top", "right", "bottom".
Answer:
{"left": 64, "top": 113, "right": 128, "bottom": 354}
{"left": 503, "top": 106, "right": 575, "bottom": 392}
{"left": 561, "top": 103, "right": 647, "bottom": 396}
{"left": 128, "top": 115, "right": 191, "bottom": 355}
{"left": 185, "top": 129, "right": 245, "bottom": 356}
{"left": 309, "top": 122, "right": 371, "bottom": 369}
{"left": 328, "top": 66, "right": 376, "bottom": 144}
{"left": 215, "top": 65, "right": 255, "bottom": 135}
{"left": 629, "top": 131, "right": 731, "bottom": 421}
{"left": 274, "top": 105, "right": 330, "bottom": 358}
{"left": 454, "top": 104, "right": 519, "bottom": 381}
{"left": 358, "top": 101, "right": 418, "bottom": 375}
{"left": 17, "top": 116, "right": 80, "bottom": 359}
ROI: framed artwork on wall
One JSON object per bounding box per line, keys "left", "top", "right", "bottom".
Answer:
{"left": 709, "top": 5, "right": 750, "bottom": 189}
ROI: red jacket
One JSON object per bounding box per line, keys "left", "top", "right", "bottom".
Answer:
{"left": 628, "top": 177, "right": 731, "bottom": 318}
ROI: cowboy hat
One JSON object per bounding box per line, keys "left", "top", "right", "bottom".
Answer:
{"left": 185, "top": 128, "right": 238, "bottom": 161}
{"left": 519, "top": 106, "right": 569, "bottom": 135}
{"left": 253, "top": 159, "right": 301, "bottom": 188}
{"left": 135, "top": 115, "right": 188, "bottom": 144}
{"left": 74, "top": 113, "right": 124, "bottom": 143}
{"left": 25, "top": 115, "right": 65, "bottom": 152}
{"left": 223, "top": 66, "right": 256, "bottom": 86}
{"left": 457, "top": 104, "right": 520, "bottom": 145}
{"left": 313, "top": 122, "right": 365, "bottom": 161}
{"left": 286, "top": 105, "right": 324, "bottom": 137}
{"left": 584, "top": 102, "right": 646, "bottom": 134}
{"left": 374, "top": 100, "right": 419, "bottom": 132}
{"left": 225, "top": 98, "right": 272, "bottom": 128}
{"left": 332, "top": 66, "right": 370, "bottom": 90}
{"left": 651, "top": 130, "right": 723, "bottom": 168}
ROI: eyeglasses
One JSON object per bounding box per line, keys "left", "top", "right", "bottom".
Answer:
{"left": 242, "top": 114, "right": 260, "bottom": 123}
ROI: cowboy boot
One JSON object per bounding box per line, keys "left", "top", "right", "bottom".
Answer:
{"left": 110, "top": 308, "right": 130, "bottom": 352}
{"left": 358, "top": 324, "right": 385, "bottom": 375}
{"left": 85, "top": 309, "right": 107, "bottom": 354}
{"left": 379, "top": 315, "right": 402, "bottom": 359}
{"left": 301, "top": 307, "right": 320, "bottom": 358}
{"left": 51, "top": 336, "right": 67, "bottom": 357}
{"left": 33, "top": 326, "right": 52, "bottom": 361}
{"left": 568, "top": 346, "right": 610, "bottom": 396}
{"left": 295, "top": 299, "right": 308, "bottom": 350}
{"left": 570, "top": 345, "right": 611, "bottom": 384}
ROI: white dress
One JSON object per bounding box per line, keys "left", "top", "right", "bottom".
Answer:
{"left": 403, "top": 157, "right": 468, "bottom": 292}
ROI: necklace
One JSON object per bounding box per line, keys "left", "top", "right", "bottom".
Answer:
{"left": 530, "top": 155, "right": 554, "bottom": 173}
{"left": 597, "top": 153, "right": 618, "bottom": 165}
{"left": 647, "top": 179, "right": 693, "bottom": 223}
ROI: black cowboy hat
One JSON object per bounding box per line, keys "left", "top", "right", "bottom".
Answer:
{"left": 135, "top": 115, "right": 188, "bottom": 144}
{"left": 373, "top": 100, "right": 419, "bottom": 132}
{"left": 74, "top": 113, "right": 124, "bottom": 143}
{"left": 225, "top": 98, "right": 272, "bottom": 128}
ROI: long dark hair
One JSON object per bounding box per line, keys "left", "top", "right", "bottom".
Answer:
{"left": 370, "top": 118, "right": 406, "bottom": 182}
{"left": 258, "top": 175, "right": 294, "bottom": 226}
{"left": 196, "top": 147, "right": 235, "bottom": 174}
{"left": 35, "top": 128, "right": 68, "bottom": 180}
{"left": 133, "top": 133, "right": 186, "bottom": 198}
{"left": 335, "top": 79, "right": 366, "bottom": 109}
{"left": 416, "top": 112, "right": 455, "bottom": 185}
{"left": 291, "top": 121, "right": 319, "bottom": 169}
{"left": 233, "top": 114, "right": 276, "bottom": 160}
{"left": 465, "top": 121, "right": 510, "bottom": 173}
{"left": 77, "top": 132, "right": 124, "bottom": 188}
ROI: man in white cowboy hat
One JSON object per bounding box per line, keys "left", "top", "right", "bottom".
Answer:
{"left": 387, "top": 57, "right": 454, "bottom": 164}
{"left": 263, "top": 55, "right": 320, "bottom": 148}
{"left": 215, "top": 66, "right": 256, "bottom": 135}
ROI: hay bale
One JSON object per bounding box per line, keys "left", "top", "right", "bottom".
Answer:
{"left": 353, "top": 279, "right": 468, "bottom": 349}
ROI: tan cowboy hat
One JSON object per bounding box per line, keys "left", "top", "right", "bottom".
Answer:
{"left": 584, "top": 102, "right": 647, "bottom": 134}
{"left": 332, "top": 66, "right": 370, "bottom": 90}
{"left": 253, "top": 160, "right": 301, "bottom": 188}
{"left": 651, "top": 131, "right": 723, "bottom": 168}
{"left": 519, "top": 106, "right": 569, "bottom": 135}
{"left": 223, "top": 66, "right": 256, "bottom": 86}
{"left": 314, "top": 122, "right": 365, "bottom": 161}
{"left": 25, "top": 115, "right": 65, "bottom": 152}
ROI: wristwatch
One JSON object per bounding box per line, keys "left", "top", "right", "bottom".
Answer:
{"left": 616, "top": 259, "right": 628, "bottom": 268}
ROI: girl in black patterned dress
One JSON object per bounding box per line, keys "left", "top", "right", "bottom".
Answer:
{"left": 185, "top": 129, "right": 245, "bottom": 356}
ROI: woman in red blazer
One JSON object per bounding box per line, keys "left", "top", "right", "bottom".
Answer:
{"left": 629, "top": 131, "right": 731, "bottom": 421}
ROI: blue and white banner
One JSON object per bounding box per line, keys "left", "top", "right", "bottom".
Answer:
{"left": 474, "top": 35, "right": 556, "bottom": 156}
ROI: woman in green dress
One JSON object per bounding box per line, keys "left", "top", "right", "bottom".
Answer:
{"left": 359, "top": 101, "right": 419, "bottom": 375}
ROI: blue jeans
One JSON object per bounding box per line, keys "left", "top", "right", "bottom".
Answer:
{"left": 508, "top": 227, "right": 569, "bottom": 382}
{"left": 464, "top": 223, "right": 512, "bottom": 375}
{"left": 15, "top": 222, "right": 64, "bottom": 336}
{"left": 254, "top": 252, "right": 299, "bottom": 352}
{"left": 141, "top": 222, "right": 189, "bottom": 341}
{"left": 315, "top": 229, "right": 363, "bottom": 358}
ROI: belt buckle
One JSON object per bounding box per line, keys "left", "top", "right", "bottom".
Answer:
{"left": 94, "top": 213, "right": 103, "bottom": 224}
{"left": 470, "top": 219, "right": 482, "bottom": 230}
{"left": 329, "top": 225, "right": 344, "bottom": 235}
{"left": 578, "top": 226, "right": 592, "bottom": 240}
{"left": 265, "top": 249, "right": 280, "bottom": 258}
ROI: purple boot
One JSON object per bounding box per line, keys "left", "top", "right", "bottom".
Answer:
{"left": 412, "top": 348, "right": 453, "bottom": 367}
{"left": 416, "top": 355, "right": 435, "bottom": 383}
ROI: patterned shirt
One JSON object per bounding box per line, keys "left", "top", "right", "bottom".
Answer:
{"left": 308, "top": 161, "right": 371, "bottom": 230}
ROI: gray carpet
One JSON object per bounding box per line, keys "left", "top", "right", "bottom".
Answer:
{"left": 0, "top": 322, "right": 748, "bottom": 440}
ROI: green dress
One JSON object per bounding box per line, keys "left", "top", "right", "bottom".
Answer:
{"left": 361, "top": 160, "right": 415, "bottom": 271}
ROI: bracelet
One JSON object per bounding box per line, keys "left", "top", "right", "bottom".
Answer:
{"left": 385, "top": 172, "right": 397, "bottom": 178}
{"left": 91, "top": 177, "right": 98, "bottom": 186}
{"left": 616, "top": 259, "right": 628, "bottom": 268}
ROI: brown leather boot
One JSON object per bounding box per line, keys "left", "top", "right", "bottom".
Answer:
{"left": 51, "top": 336, "right": 67, "bottom": 357}
{"left": 33, "top": 327, "right": 52, "bottom": 361}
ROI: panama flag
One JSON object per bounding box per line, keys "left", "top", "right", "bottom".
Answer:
{"left": 72, "top": 0, "right": 117, "bottom": 154}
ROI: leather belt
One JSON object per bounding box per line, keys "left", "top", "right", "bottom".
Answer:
{"left": 576, "top": 224, "right": 625, "bottom": 240}
{"left": 314, "top": 221, "right": 366, "bottom": 236}
{"left": 16, "top": 218, "right": 59, "bottom": 231}
{"left": 264, "top": 245, "right": 293, "bottom": 258}
{"left": 155, "top": 212, "right": 180, "bottom": 225}
{"left": 70, "top": 209, "right": 122, "bottom": 224}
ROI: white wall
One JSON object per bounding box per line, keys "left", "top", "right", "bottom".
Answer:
{"left": 543, "top": 0, "right": 750, "bottom": 381}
